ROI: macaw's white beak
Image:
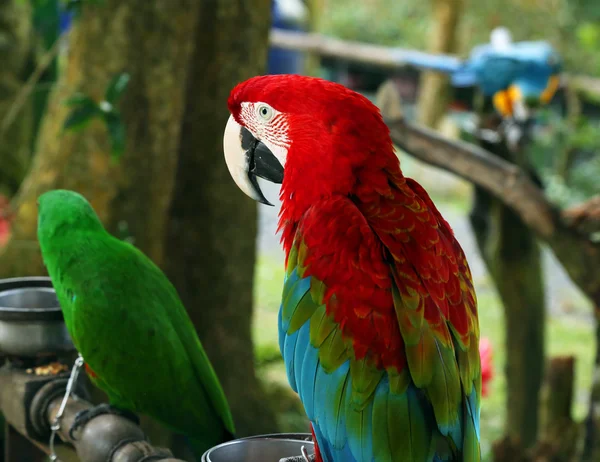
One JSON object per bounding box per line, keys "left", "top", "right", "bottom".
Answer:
{"left": 223, "top": 115, "right": 284, "bottom": 206}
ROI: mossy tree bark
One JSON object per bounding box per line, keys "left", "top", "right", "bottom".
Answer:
{"left": 0, "top": 0, "right": 34, "bottom": 197}
{"left": 163, "top": 0, "right": 278, "bottom": 437}
{"left": 417, "top": 0, "right": 463, "bottom": 129}
{"left": 0, "top": 0, "right": 199, "bottom": 278}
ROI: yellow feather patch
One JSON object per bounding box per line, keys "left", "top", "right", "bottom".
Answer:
{"left": 541, "top": 75, "right": 560, "bottom": 104}
{"left": 493, "top": 90, "right": 513, "bottom": 117}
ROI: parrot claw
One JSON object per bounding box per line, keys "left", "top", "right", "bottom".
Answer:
{"left": 278, "top": 457, "right": 316, "bottom": 462}
{"left": 279, "top": 446, "right": 316, "bottom": 462}
{"left": 69, "top": 403, "right": 140, "bottom": 440}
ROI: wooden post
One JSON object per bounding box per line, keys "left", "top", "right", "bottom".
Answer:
{"left": 539, "top": 356, "right": 579, "bottom": 460}
{"left": 492, "top": 356, "right": 579, "bottom": 461}
{"left": 417, "top": 0, "right": 464, "bottom": 129}
{"left": 465, "top": 106, "right": 546, "bottom": 450}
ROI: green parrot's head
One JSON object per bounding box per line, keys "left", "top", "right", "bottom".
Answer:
{"left": 37, "top": 190, "right": 105, "bottom": 245}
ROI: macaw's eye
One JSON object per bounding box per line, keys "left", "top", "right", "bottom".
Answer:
{"left": 257, "top": 105, "right": 273, "bottom": 121}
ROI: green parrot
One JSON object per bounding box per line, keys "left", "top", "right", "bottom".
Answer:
{"left": 37, "top": 189, "right": 235, "bottom": 458}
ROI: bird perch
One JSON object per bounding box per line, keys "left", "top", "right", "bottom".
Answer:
{"left": 0, "top": 365, "right": 184, "bottom": 462}
{"left": 269, "top": 29, "right": 461, "bottom": 71}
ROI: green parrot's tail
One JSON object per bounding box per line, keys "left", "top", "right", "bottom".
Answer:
{"left": 184, "top": 431, "right": 236, "bottom": 461}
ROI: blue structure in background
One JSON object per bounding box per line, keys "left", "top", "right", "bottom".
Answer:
{"left": 268, "top": 0, "right": 308, "bottom": 75}
{"left": 402, "top": 27, "right": 562, "bottom": 102}
{"left": 452, "top": 43, "right": 561, "bottom": 100}
{"left": 59, "top": 7, "right": 73, "bottom": 33}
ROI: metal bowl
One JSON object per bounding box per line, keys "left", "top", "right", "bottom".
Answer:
{"left": 0, "top": 277, "right": 74, "bottom": 357}
{"left": 202, "top": 433, "right": 314, "bottom": 462}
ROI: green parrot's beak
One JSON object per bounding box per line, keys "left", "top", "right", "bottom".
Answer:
{"left": 223, "top": 115, "right": 284, "bottom": 206}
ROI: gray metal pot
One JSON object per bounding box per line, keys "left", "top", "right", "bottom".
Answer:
{"left": 202, "top": 433, "right": 314, "bottom": 462}
{"left": 0, "top": 277, "right": 74, "bottom": 357}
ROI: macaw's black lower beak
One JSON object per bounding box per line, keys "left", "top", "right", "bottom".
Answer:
{"left": 240, "top": 127, "right": 284, "bottom": 206}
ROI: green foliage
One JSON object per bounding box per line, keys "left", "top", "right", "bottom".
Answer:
{"left": 577, "top": 23, "right": 600, "bottom": 50}
{"left": 255, "top": 343, "right": 283, "bottom": 370}
{"left": 529, "top": 109, "right": 600, "bottom": 208}
{"left": 63, "top": 94, "right": 99, "bottom": 131}
{"left": 574, "top": 21, "right": 600, "bottom": 75}
{"left": 319, "top": 0, "right": 600, "bottom": 75}
{"left": 103, "top": 111, "right": 126, "bottom": 161}
{"left": 63, "top": 72, "right": 130, "bottom": 161}
{"left": 105, "top": 72, "right": 131, "bottom": 104}
{"left": 319, "top": 1, "right": 429, "bottom": 49}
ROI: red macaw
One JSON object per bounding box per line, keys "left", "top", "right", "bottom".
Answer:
{"left": 223, "top": 74, "right": 481, "bottom": 462}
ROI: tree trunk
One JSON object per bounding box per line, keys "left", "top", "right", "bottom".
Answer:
{"left": 489, "top": 192, "right": 545, "bottom": 450}
{"left": 305, "top": 0, "right": 324, "bottom": 76}
{"left": 0, "top": 0, "right": 199, "bottom": 278}
{"left": 493, "top": 356, "right": 579, "bottom": 462}
{"left": 467, "top": 117, "right": 546, "bottom": 449}
{"left": 0, "top": 0, "right": 34, "bottom": 197}
{"left": 417, "top": 0, "right": 463, "bottom": 129}
{"left": 163, "top": 0, "right": 277, "bottom": 438}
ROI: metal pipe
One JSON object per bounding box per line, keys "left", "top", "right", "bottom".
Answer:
{"left": 0, "top": 365, "right": 184, "bottom": 462}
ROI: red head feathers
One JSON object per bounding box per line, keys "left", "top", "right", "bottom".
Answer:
{"left": 224, "top": 74, "right": 401, "bottom": 230}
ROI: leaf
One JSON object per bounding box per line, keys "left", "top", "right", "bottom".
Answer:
{"left": 576, "top": 23, "right": 600, "bottom": 51}
{"left": 105, "top": 72, "right": 131, "bottom": 104}
{"left": 63, "top": 102, "right": 101, "bottom": 132}
{"left": 103, "top": 112, "right": 127, "bottom": 161}
{"left": 64, "top": 93, "right": 96, "bottom": 108}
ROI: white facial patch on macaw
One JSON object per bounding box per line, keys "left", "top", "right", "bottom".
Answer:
{"left": 223, "top": 100, "right": 289, "bottom": 204}
{"left": 223, "top": 115, "right": 257, "bottom": 200}
{"left": 239, "top": 101, "right": 290, "bottom": 167}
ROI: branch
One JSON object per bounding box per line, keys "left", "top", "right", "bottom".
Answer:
{"left": 269, "top": 29, "right": 462, "bottom": 71}
{"left": 0, "top": 365, "right": 183, "bottom": 462}
{"left": 385, "top": 116, "right": 600, "bottom": 303}
{"left": 563, "top": 196, "right": 600, "bottom": 235}
{"left": 386, "top": 117, "right": 558, "bottom": 238}
{"left": 565, "top": 74, "right": 600, "bottom": 104}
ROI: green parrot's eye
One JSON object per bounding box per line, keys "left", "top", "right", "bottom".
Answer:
{"left": 257, "top": 105, "right": 273, "bottom": 121}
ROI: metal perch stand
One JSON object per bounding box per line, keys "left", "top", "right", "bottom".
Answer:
{"left": 0, "top": 363, "right": 184, "bottom": 462}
